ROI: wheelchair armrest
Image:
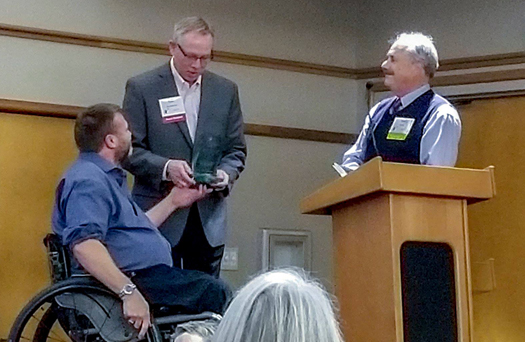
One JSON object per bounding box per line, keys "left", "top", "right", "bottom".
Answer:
{"left": 44, "top": 276, "right": 108, "bottom": 293}
{"left": 154, "top": 312, "right": 221, "bottom": 326}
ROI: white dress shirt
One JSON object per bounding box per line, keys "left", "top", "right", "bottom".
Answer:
{"left": 163, "top": 58, "right": 202, "bottom": 180}
{"left": 170, "top": 58, "right": 201, "bottom": 142}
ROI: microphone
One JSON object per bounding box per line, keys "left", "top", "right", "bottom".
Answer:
{"left": 364, "top": 82, "right": 380, "bottom": 159}
{"left": 365, "top": 81, "right": 373, "bottom": 111}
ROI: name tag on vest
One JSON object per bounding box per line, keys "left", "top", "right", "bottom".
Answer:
{"left": 387, "top": 117, "right": 415, "bottom": 141}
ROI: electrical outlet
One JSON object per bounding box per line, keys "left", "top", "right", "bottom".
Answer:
{"left": 221, "top": 247, "right": 238, "bottom": 271}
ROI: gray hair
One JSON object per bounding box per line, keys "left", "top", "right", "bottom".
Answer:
{"left": 172, "top": 319, "right": 220, "bottom": 342}
{"left": 390, "top": 32, "right": 439, "bottom": 77}
{"left": 211, "top": 269, "right": 344, "bottom": 342}
{"left": 172, "top": 17, "right": 214, "bottom": 44}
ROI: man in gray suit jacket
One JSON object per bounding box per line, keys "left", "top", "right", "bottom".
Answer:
{"left": 123, "top": 17, "right": 246, "bottom": 278}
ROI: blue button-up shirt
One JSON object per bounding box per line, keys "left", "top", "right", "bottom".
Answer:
{"left": 52, "top": 152, "right": 173, "bottom": 272}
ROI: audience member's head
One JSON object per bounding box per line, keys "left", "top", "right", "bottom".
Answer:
{"left": 172, "top": 318, "right": 220, "bottom": 342}
{"left": 211, "top": 269, "right": 344, "bottom": 342}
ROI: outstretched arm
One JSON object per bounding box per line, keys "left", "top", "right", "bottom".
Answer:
{"left": 145, "top": 184, "right": 208, "bottom": 227}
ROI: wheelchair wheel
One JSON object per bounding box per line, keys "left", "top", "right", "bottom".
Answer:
{"left": 32, "top": 303, "right": 60, "bottom": 342}
{"left": 9, "top": 278, "right": 161, "bottom": 342}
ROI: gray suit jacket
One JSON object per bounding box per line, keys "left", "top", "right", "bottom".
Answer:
{"left": 122, "top": 63, "right": 246, "bottom": 247}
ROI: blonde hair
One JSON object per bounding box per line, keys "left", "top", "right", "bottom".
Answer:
{"left": 172, "top": 17, "right": 214, "bottom": 43}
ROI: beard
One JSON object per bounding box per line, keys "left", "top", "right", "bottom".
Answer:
{"left": 116, "top": 141, "right": 132, "bottom": 165}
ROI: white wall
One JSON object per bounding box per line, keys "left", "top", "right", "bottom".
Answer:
{"left": 0, "top": 0, "right": 359, "bottom": 67}
{"left": 213, "top": 63, "right": 359, "bottom": 132}
{"left": 355, "top": 0, "right": 524, "bottom": 66}
{"left": 227, "top": 135, "right": 343, "bottom": 287}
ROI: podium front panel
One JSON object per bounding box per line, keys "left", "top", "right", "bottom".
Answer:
{"left": 332, "top": 193, "right": 473, "bottom": 342}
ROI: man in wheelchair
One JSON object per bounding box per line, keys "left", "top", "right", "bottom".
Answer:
{"left": 50, "top": 103, "right": 231, "bottom": 339}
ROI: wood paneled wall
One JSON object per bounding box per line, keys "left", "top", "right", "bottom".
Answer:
{"left": 456, "top": 96, "right": 525, "bottom": 341}
{"left": 0, "top": 113, "right": 77, "bottom": 337}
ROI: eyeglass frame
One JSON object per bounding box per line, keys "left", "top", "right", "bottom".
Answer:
{"left": 176, "top": 43, "right": 213, "bottom": 64}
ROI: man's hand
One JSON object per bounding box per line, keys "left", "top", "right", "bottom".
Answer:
{"left": 169, "top": 184, "right": 209, "bottom": 209}
{"left": 146, "top": 184, "right": 208, "bottom": 227}
{"left": 123, "top": 291, "right": 151, "bottom": 339}
{"left": 71, "top": 240, "right": 152, "bottom": 338}
{"left": 167, "top": 160, "right": 195, "bottom": 188}
{"left": 209, "top": 169, "right": 229, "bottom": 191}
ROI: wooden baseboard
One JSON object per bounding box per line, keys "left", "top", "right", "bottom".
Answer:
{"left": 371, "top": 68, "right": 525, "bottom": 92}
{"left": 355, "top": 53, "right": 525, "bottom": 79}
{"left": 1, "top": 23, "right": 523, "bottom": 82}
{"left": 0, "top": 98, "right": 355, "bottom": 145}
{"left": 0, "top": 23, "right": 358, "bottom": 79}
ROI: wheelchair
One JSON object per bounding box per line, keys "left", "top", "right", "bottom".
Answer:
{"left": 8, "top": 234, "right": 220, "bottom": 342}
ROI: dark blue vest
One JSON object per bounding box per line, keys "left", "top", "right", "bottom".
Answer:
{"left": 364, "top": 90, "right": 445, "bottom": 164}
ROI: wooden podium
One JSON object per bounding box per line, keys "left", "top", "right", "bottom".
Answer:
{"left": 300, "top": 158, "right": 495, "bottom": 342}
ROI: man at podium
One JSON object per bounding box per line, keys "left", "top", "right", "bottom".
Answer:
{"left": 341, "top": 32, "right": 461, "bottom": 172}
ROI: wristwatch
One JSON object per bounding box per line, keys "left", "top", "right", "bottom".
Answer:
{"left": 119, "top": 283, "right": 137, "bottom": 299}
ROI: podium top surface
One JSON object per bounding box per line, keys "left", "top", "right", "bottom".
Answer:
{"left": 301, "top": 158, "right": 496, "bottom": 215}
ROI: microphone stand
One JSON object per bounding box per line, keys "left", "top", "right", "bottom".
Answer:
{"left": 365, "top": 81, "right": 380, "bottom": 158}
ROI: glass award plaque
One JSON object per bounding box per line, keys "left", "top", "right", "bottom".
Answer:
{"left": 192, "top": 135, "right": 222, "bottom": 185}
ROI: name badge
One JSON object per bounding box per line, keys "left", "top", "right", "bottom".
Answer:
{"left": 159, "top": 96, "right": 186, "bottom": 124}
{"left": 387, "top": 117, "right": 415, "bottom": 141}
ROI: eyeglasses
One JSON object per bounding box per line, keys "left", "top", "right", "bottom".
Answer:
{"left": 177, "top": 43, "right": 213, "bottom": 64}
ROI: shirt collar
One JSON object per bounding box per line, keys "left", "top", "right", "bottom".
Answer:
{"left": 79, "top": 152, "right": 120, "bottom": 173}
{"left": 79, "top": 152, "right": 127, "bottom": 186}
{"left": 170, "top": 58, "right": 202, "bottom": 91}
{"left": 398, "top": 84, "right": 431, "bottom": 109}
